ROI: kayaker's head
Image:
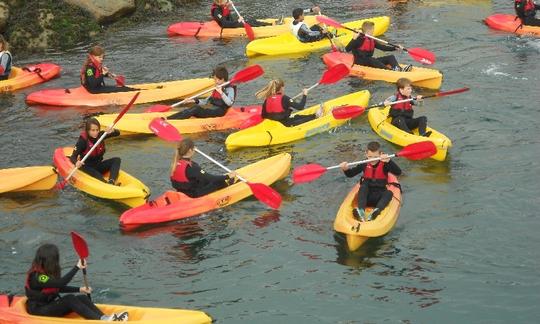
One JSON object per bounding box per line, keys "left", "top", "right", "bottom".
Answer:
{"left": 85, "top": 118, "right": 101, "bottom": 139}
{"left": 28, "top": 244, "right": 61, "bottom": 278}
{"left": 293, "top": 8, "right": 305, "bottom": 22}
{"left": 171, "top": 138, "right": 195, "bottom": 176}
{"left": 365, "top": 141, "right": 382, "bottom": 165}
{"left": 255, "top": 79, "right": 284, "bottom": 99}
{"left": 361, "top": 21, "right": 375, "bottom": 36}
{"left": 214, "top": 0, "right": 229, "bottom": 7}
{"left": 212, "top": 66, "right": 229, "bottom": 86}
{"left": 396, "top": 78, "right": 413, "bottom": 97}
{"left": 88, "top": 45, "right": 105, "bottom": 64}
{"left": 0, "top": 35, "right": 8, "bottom": 52}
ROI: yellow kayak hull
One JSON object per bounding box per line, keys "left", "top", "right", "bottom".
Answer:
{"left": 334, "top": 174, "right": 401, "bottom": 251}
{"left": 245, "top": 16, "right": 390, "bottom": 57}
{"left": 368, "top": 107, "right": 452, "bottom": 161}
{"left": 225, "top": 90, "right": 370, "bottom": 150}
{"left": 0, "top": 166, "right": 58, "bottom": 193}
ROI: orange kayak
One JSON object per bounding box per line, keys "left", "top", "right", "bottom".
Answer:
{"left": 26, "top": 78, "right": 214, "bottom": 107}
{"left": 485, "top": 14, "right": 540, "bottom": 36}
{"left": 0, "top": 63, "right": 60, "bottom": 92}
{"left": 120, "top": 153, "right": 291, "bottom": 230}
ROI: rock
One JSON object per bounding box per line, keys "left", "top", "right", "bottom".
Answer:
{"left": 0, "top": 1, "right": 9, "bottom": 33}
{"left": 63, "top": 0, "right": 136, "bottom": 24}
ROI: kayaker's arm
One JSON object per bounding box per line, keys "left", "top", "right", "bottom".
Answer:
{"left": 345, "top": 37, "right": 361, "bottom": 53}
{"left": 102, "top": 129, "right": 120, "bottom": 139}
{"left": 29, "top": 266, "right": 79, "bottom": 290}
{"left": 375, "top": 41, "right": 397, "bottom": 52}
{"left": 187, "top": 163, "right": 229, "bottom": 185}
{"left": 284, "top": 94, "right": 307, "bottom": 110}
{"left": 83, "top": 66, "right": 105, "bottom": 91}
{"left": 211, "top": 6, "right": 243, "bottom": 28}
{"left": 69, "top": 137, "right": 87, "bottom": 164}
{"left": 343, "top": 164, "right": 366, "bottom": 178}
{"left": 384, "top": 160, "right": 402, "bottom": 176}
{"left": 219, "top": 86, "right": 235, "bottom": 107}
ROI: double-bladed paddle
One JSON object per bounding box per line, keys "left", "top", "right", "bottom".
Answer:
{"left": 316, "top": 16, "right": 436, "bottom": 65}
{"left": 56, "top": 92, "right": 140, "bottom": 189}
{"left": 229, "top": 0, "right": 256, "bottom": 41}
{"left": 331, "top": 87, "right": 470, "bottom": 120}
{"left": 70, "top": 231, "right": 91, "bottom": 300}
{"left": 292, "top": 141, "right": 437, "bottom": 184}
{"left": 148, "top": 118, "right": 282, "bottom": 209}
{"left": 145, "top": 65, "right": 264, "bottom": 113}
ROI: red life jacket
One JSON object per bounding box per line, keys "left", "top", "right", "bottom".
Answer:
{"left": 516, "top": 0, "right": 536, "bottom": 11}
{"left": 25, "top": 269, "right": 60, "bottom": 296}
{"left": 358, "top": 36, "right": 375, "bottom": 52}
{"left": 80, "top": 55, "right": 103, "bottom": 86}
{"left": 208, "top": 85, "right": 236, "bottom": 109}
{"left": 363, "top": 162, "right": 388, "bottom": 181}
{"left": 211, "top": 3, "right": 231, "bottom": 19}
{"left": 265, "top": 94, "right": 285, "bottom": 113}
{"left": 392, "top": 92, "right": 413, "bottom": 111}
{"left": 171, "top": 159, "right": 191, "bottom": 183}
{"left": 80, "top": 131, "right": 105, "bottom": 158}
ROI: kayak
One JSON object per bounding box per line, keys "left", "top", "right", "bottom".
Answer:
{"left": 53, "top": 147, "right": 150, "bottom": 207}
{"left": 26, "top": 78, "right": 214, "bottom": 107}
{"left": 322, "top": 52, "right": 443, "bottom": 90}
{"left": 120, "top": 153, "right": 291, "bottom": 230}
{"left": 245, "top": 16, "right": 390, "bottom": 57}
{"left": 168, "top": 16, "right": 320, "bottom": 38}
{"left": 225, "top": 90, "right": 370, "bottom": 151}
{"left": 484, "top": 14, "right": 540, "bottom": 36}
{"left": 334, "top": 174, "right": 401, "bottom": 251}
{"left": 368, "top": 106, "right": 452, "bottom": 161}
{"left": 0, "top": 63, "right": 61, "bottom": 92}
{"left": 0, "top": 166, "right": 57, "bottom": 193}
{"left": 96, "top": 105, "right": 262, "bottom": 135}
{"left": 0, "top": 294, "right": 212, "bottom": 324}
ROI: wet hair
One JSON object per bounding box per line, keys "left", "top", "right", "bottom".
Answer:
{"left": 293, "top": 8, "right": 304, "bottom": 20}
{"left": 396, "top": 78, "right": 412, "bottom": 90}
{"left": 0, "top": 35, "right": 9, "bottom": 51}
{"left": 361, "top": 21, "right": 375, "bottom": 32}
{"left": 170, "top": 138, "right": 195, "bottom": 176}
{"left": 28, "top": 244, "right": 61, "bottom": 278}
{"left": 212, "top": 66, "right": 229, "bottom": 81}
{"left": 255, "top": 79, "right": 284, "bottom": 99}
{"left": 84, "top": 118, "right": 101, "bottom": 137}
{"left": 366, "top": 141, "right": 381, "bottom": 153}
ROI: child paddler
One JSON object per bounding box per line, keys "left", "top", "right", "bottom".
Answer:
{"left": 211, "top": 0, "right": 272, "bottom": 28}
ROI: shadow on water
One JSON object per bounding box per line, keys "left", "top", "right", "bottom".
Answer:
{"left": 334, "top": 233, "right": 397, "bottom": 269}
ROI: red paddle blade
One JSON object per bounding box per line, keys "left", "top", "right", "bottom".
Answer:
{"left": 319, "top": 63, "right": 350, "bottom": 85}
{"left": 238, "top": 115, "right": 263, "bottom": 129}
{"left": 230, "top": 65, "right": 264, "bottom": 85}
{"left": 244, "top": 22, "right": 255, "bottom": 41}
{"left": 292, "top": 163, "right": 328, "bottom": 184}
{"left": 71, "top": 231, "right": 89, "bottom": 259}
{"left": 247, "top": 182, "right": 282, "bottom": 209}
{"left": 316, "top": 16, "right": 342, "bottom": 29}
{"left": 149, "top": 118, "right": 183, "bottom": 142}
{"left": 55, "top": 179, "right": 68, "bottom": 190}
{"left": 331, "top": 105, "right": 366, "bottom": 120}
{"left": 396, "top": 141, "right": 437, "bottom": 160}
{"left": 436, "top": 87, "right": 469, "bottom": 97}
{"left": 144, "top": 104, "right": 172, "bottom": 113}
{"left": 407, "top": 48, "right": 436, "bottom": 65}
{"left": 115, "top": 75, "right": 126, "bottom": 87}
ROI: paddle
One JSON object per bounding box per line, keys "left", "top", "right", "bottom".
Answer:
{"left": 229, "top": 0, "right": 255, "bottom": 41}
{"left": 56, "top": 92, "right": 140, "bottom": 189}
{"left": 114, "top": 75, "right": 126, "bottom": 87}
{"left": 291, "top": 63, "right": 350, "bottom": 100}
{"left": 70, "top": 231, "right": 91, "bottom": 300}
{"left": 145, "top": 65, "right": 264, "bottom": 113}
{"left": 318, "top": 12, "right": 338, "bottom": 52}
{"left": 316, "top": 16, "right": 436, "bottom": 65}
{"left": 292, "top": 141, "right": 437, "bottom": 184}
{"left": 148, "top": 118, "right": 282, "bottom": 209}
{"left": 332, "top": 87, "right": 470, "bottom": 120}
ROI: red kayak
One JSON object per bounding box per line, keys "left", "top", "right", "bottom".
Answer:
{"left": 485, "top": 14, "right": 540, "bottom": 36}
{"left": 0, "top": 63, "right": 61, "bottom": 92}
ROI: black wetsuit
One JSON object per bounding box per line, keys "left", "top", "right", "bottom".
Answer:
{"left": 211, "top": 5, "right": 272, "bottom": 28}
{"left": 82, "top": 64, "right": 137, "bottom": 94}
{"left": 262, "top": 94, "right": 316, "bottom": 127}
{"left": 515, "top": 0, "right": 540, "bottom": 26}
{"left": 171, "top": 159, "right": 234, "bottom": 198}
{"left": 345, "top": 35, "right": 399, "bottom": 70}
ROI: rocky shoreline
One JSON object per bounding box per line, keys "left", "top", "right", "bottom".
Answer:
{"left": 0, "top": 0, "right": 197, "bottom": 54}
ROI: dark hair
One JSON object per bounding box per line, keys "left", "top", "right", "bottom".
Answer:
{"left": 366, "top": 141, "right": 381, "bottom": 152}
{"left": 28, "top": 244, "right": 61, "bottom": 278}
{"left": 212, "top": 66, "right": 229, "bottom": 81}
{"left": 85, "top": 118, "right": 101, "bottom": 137}
{"left": 293, "top": 8, "right": 304, "bottom": 20}
{"left": 396, "top": 77, "right": 412, "bottom": 90}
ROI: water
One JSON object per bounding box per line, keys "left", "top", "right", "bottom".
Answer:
{"left": 1, "top": 0, "right": 540, "bottom": 322}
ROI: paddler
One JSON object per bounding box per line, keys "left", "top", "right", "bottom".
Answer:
{"left": 70, "top": 118, "right": 122, "bottom": 185}
{"left": 211, "top": 0, "right": 272, "bottom": 28}
{"left": 170, "top": 138, "right": 238, "bottom": 197}
{"left": 291, "top": 6, "right": 330, "bottom": 43}
{"left": 25, "top": 243, "right": 128, "bottom": 321}
{"left": 515, "top": 0, "right": 540, "bottom": 26}
{"left": 339, "top": 141, "right": 402, "bottom": 221}
{"left": 0, "top": 35, "right": 12, "bottom": 80}
{"left": 383, "top": 77, "right": 431, "bottom": 137}
{"left": 345, "top": 21, "right": 412, "bottom": 72}
{"left": 168, "top": 66, "right": 236, "bottom": 119}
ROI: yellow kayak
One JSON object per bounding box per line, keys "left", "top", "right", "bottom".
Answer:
{"left": 245, "top": 16, "right": 390, "bottom": 57}
{"left": 0, "top": 294, "right": 211, "bottom": 324}
{"left": 334, "top": 174, "right": 401, "bottom": 251}
{"left": 322, "top": 52, "right": 443, "bottom": 90}
{"left": 0, "top": 166, "right": 57, "bottom": 193}
{"left": 53, "top": 147, "right": 150, "bottom": 207}
{"left": 368, "top": 107, "right": 452, "bottom": 161}
{"left": 225, "top": 90, "right": 370, "bottom": 151}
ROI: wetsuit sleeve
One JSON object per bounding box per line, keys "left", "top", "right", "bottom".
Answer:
{"left": 186, "top": 162, "right": 228, "bottom": 184}
{"left": 385, "top": 95, "right": 397, "bottom": 104}
{"left": 384, "top": 160, "right": 402, "bottom": 176}
{"left": 345, "top": 37, "right": 361, "bottom": 53}
{"left": 343, "top": 164, "right": 366, "bottom": 178}
{"left": 298, "top": 24, "right": 323, "bottom": 38}
{"left": 375, "top": 41, "right": 397, "bottom": 52}
{"left": 0, "top": 54, "right": 10, "bottom": 75}
{"left": 104, "top": 129, "right": 120, "bottom": 139}
{"left": 212, "top": 6, "right": 243, "bottom": 28}
{"left": 84, "top": 66, "right": 104, "bottom": 91}
{"left": 283, "top": 95, "right": 306, "bottom": 110}
{"left": 69, "top": 137, "right": 87, "bottom": 164}
{"left": 221, "top": 87, "right": 235, "bottom": 107}
{"left": 30, "top": 266, "right": 79, "bottom": 290}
